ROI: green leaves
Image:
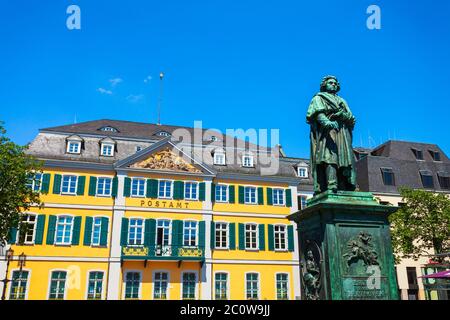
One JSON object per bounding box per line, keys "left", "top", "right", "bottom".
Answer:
{"left": 0, "top": 121, "right": 43, "bottom": 246}
{"left": 389, "top": 187, "right": 450, "bottom": 263}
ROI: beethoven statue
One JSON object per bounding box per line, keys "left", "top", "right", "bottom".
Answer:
{"left": 306, "top": 75, "right": 357, "bottom": 194}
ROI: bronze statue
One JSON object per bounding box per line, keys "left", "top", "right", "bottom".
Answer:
{"left": 306, "top": 76, "right": 357, "bottom": 195}
{"left": 343, "top": 231, "right": 379, "bottom": 267}
{"left": 302, "top": 250, "right": 321, "bottom": 300}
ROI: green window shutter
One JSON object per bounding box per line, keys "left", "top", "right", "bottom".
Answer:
{"left": 120, "top": 218, "right": 129, "bottom": 246}
{"left": 172, "top": 220, "right": 183, "bottom": 256}
{"left": 257, "top": 187, "right": 264, "bottom": 205}
{"left": 210, "top": 221, "right": 215, "bottom": 250}
{"left": 88, "top": 177, "right": 97, "bottom": 196}
{"left": 285, "top": 189, "right": 292, "bottom": 207}
{"left": 198, "top": 221, "right": 205, "bottom": 249}
{"left": 229, "top": 223, "right": 236, "bottom": 250}
{"left": 258, "top": 224, "right": 265, "bottom": 250}
{"left": 72, "top": 216, "right": 82, "bottom": 245}
{"left": 144, "top": 219, "right": 156, "bottom": 247}
{"left": 199, "top": 182, "right": 206, "bottom": 201}
{"left": 100, "top": 217, "right": 109, "bottom": 246}
{"left": 123, "top": 177, "right": 131, "bottom": 197}
{"left": 8, "top": 227, "right": 17, "bottom": 244}
{"left": 173, "top": 181, "right": 184, "bottom": 200}
{"left": 146, "top": 179, "right": 158, "bottom": 198}
{"left": 238, "top": 223, "right": 245, "bottom": 250}
{"left": 41, "top": 174, "right": 51, "bottom": 194}
{"left": 34, "top": 215, "right": 46, "bottom": 245}
{"left": 111, "top": 177, "right": 118, "bottom": 197}
{"left": 268, "top": 225, "right": 274, "bottom": 251}
{"left": 287, "top": 225, "right": 295, "bottom": 252}
{"left": 228, "top": 185, "right": 235, "bottom": 203}
{"left": 46, "top": 215, "right": 57, "bottom": 245}
{"left": 238, "top": 186, "right": 245, "bottom": 204}
{"left": 77, "top": 176, "right": 86, "bottom": 196}
{"left": 53, "top": 174, "right": 62, "bottom": 194}
{"left": 211, "top": 183, "right": 216, "bottom": 202}
{"left": 267, "top": 188, "right": 273, "bottom": 205}
{"left": 83, "top": 217, "right": 93, "bottom": 246}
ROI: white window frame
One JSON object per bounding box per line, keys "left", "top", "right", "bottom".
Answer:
{"left": 61, "top": 175, "right": 78, "bottom": 195}
{"left": 100, "top": 143, "right": 115, "bottom": 157}
{"left": 155, "top": 219, "right": 172, "bottom": 247}
{"left": 158, "top": 179, "right": 173, "bottom": 199}
{"left": 7, "top": 268, "right": 31, "bottom": 300}
{"left": 215, "top": 184, "right": 229, "bottom": 203}
{"left": 244, "top": 186, "right": 257, "bottom": 204}
{"left": 272, "top": 188, "right": 285, "bottom": 206}
{"left": 213, "top": 152, "right": 226, "bottom": 165}
{"left": 273, "top": 224, "right": 288, "bottom": 251}
{"left": 91, "top": 217, "right": 103, "bottom": 247}
{"left": 299, "top": 195, "right": 308, "bottom": 210}
{"left": 123, "top": 270, "right": 142, "bottom": 300}
{"left": 85, "top": 270, "right": 105, "bottom": 300}
{"left": 19, "top": 213, "right": 37, "bottom": 245}
{"left": 66, "top": 141, "right": 81, "bottom": 154}
{"left": 183, "top": 220, "right": 198, "bottom": 247}
{"left": 214, "top": 222, "right": 229, "bottom": 249}
{"left": 96, "top": 177, "right": 112, "bottom": 197}
{"left": 184, "top": 181, "right": 199, "bottom": 201}
{"left": 297, "top": 166, "right": 308, "bottom": 178}
{"left": 214, "top": 271, "right": 230, "bottom": 300}
{"left": 180, "top": 271, "right": 198, "bottom": 300}
{"left": 128, "top": 218, "right": 145, "bottom": 246}
{"left": 27, "top": 172, "right": 42, "bottom": 192}
{"left": 242, "top": 155, "right": 254, "bottom": 167}
{"left": 245, "top": 272, "right": 260, "bottom": 300}
{"left": 131, "top": 178, "right": 146, "bottom": 198}
{"left": 244, "top": 223, "right": 258, "bottom": 250}
{"left": 54, "top": 215, "right": 74, "bottom": 246}
{"left": 152, "top": 270, "right": 170, "bottom": 300}
{"left": 47, "top": 269, "right": 68, "bottom": 300}
{"left": 275, "top": 273, "right": 290, "bottom": 300}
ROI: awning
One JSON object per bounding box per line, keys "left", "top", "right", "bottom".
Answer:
{"left": 419, "top": 270, "right": 450, "bottom": 278}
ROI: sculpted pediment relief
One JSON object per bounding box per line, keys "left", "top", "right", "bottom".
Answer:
{"left": 129, "top": 148, "right": 202, "bottom": 173}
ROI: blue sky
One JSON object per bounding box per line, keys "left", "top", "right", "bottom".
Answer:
{"left": 1, "top": 0, "right": 449, "bottom": 158}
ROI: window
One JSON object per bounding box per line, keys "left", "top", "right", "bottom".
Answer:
{"left": 101, "top": 143, "right": 114, "bottom": 157}
{"left": 91, "top": 217, "right": 103, "bottom": 246}
{"left": 18, "top": 214, "right": 37, "bottom": 244}
{"left": 215, "top": 222, "right": 228, "bottom": 249}
{"left": 214, "top": 152, "right": 226, "bottom": 165}
{"left": 183, "top": 221, "right": 197, "bottom": 247}
{"left": 273, "top": 188, "right": 285, "bottom": 206}
{"left": 124, "top": 272, "right": 140, "bottom": 299}
{"left": 380, "top": 168, "right": 395, "bottom": 186}
{"left": 128, "top": 219, "right": 144, "bottom": 246}
{"left": 48, "top": 271, "right": 67, "bottom": 300}
{"left": 87, "top": 271, "right": 104, "bottom": 300}
{"left": 274, "top": 225, "right": 287, "bottom": 251}
{"left": 412, "top": 149, "right": 424, "bottom": 160}
{"left": 136, "top": 146, "right": 142, "bottom": 152}
{"left": 158, "top": 180, "right": 172, "bottom": 199}
{"left": 246, "top": 273, "right": 259, "bottom": 299}
{"left": 26, "top": 173, "right": 42, "bottom": 192}
{"left": 419, "top": 171, "right": 434, "bottom": 189}
{"left": 61, "top": 175, "right": 78, "bottom": 194}
{"left": 242, "top": 155, "right": 254, "bottom": 167}
{"left": 244, "top": 186, "right": 257, "bottom": 204}
{"left": 437, "top": 172, "right": 450, "bottom": 189}
{"left": 299, "top": 195, "right": 308, "bottom": 210}
{"left": 156, "top": 220, "right": 171, "bottom": 255}
{"left": 245, "top": 224, "right": 258, "bottom": 250}
{"left": 297, "top": 167, "right": 308, "bottom": 178}
{"left": 215, "top": 273, "right": 228, "bottom": 300}
{"left": 185, "top": 182, "right": 198, "bottom": 200}
{"left": 276, "top": 273, "right": 289, "bottom": 300}
{"left": 157, "top": 131, "right": 170, "bottom": 137}
{"left": 131, "top": 178, "right": 145, "bottom": 197}
{"left": 55, "top": 216, "right": 73, "bottom": 245}
{"left": 215, "top": 185, "right": 228, "bottom": 202}
{"left": 406, "top": 267, "right": 418, "bottom": 289}
{"left": 100, "top": 126, "right": 117, "bottom": 132}
{"left": 153, "top": 272, "right": 168, "bottom": 299}
{"left": 9, "top": 270, "right": 29, "bottom": 300}
{"left": 210, "top": 136, "right": 218, "bottom": 142}
{"left": 96, "top": 177, "right": 112, "bottom": 196}
{"left": 430, "top": 151, "right": 441, "bottom": 161}
{"left": 67, "top": 141, "right": 81, "bottom": 154}
{"left": 182, "top": 273, "right": 196, "bottom": 300}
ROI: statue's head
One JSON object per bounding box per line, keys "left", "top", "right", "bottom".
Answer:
{"left": 307, "top": 250, "right": 314, "bottom": 259}
{"left": 320, "top": 75, "right": 340, "bottom": 94}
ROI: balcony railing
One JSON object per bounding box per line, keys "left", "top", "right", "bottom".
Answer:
{"left": 121, "top": 244, "right": 205, "bottom": 261}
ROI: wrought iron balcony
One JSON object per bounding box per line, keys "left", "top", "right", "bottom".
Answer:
{"left": 121, "top": 244, "right": 205, "bottom": 261}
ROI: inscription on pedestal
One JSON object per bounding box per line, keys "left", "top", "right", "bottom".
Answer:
{"left": 342, "top": 277, "right": 388, "bottom": 300}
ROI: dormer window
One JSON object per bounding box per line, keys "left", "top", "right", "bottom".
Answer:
{"left": 297, "top": 167, "right": 308, "bottom": 178}
{"left": 101, "top": 143, "right": 114, "bottom": 157}
{"left": 242, "top": 155, "right": 254, "bottom": 167}
{"left": 211, "top": 136, "right": 218, "bottom": 142}
{"left": 214, "top": 152, "right": 226, "bottom": 165}
{"left": 136, "top": 146, "right": 143, "bottom": 153}
{"left": 157, "top": 131, "right": 170, "bottom": 137}
{"left": 430, "top": 151, "right": 441, "bottom": 161}
{"left": 99, "top": 126, "right": 118, "bottom": 132}
{"left": 412, "top": 148, "right": 424, "bottom": 160}
{"left": 67, "top": 141, "right": 81, "bottom": 154}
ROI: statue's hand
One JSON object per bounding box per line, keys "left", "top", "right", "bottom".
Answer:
{"left": 324, "top": 121, "right": 339, "bottom": 130}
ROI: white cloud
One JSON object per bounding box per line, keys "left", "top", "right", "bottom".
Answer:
{"left": 97, "top": 88, "right": 113, "bottom": 95}
{"left": 109, "top": 78, "right": 123, "bottom": 87}
{"left": 127, "top": 94, "right": 144, "bottom": 103}
{"left": 143, "top": 75, "right": 152, "bottom": 83}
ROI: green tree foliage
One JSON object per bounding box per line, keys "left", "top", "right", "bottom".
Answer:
{"left": 389, "top": 187, "right": 450, "bottom": 262}
{"left": 0, "top": 122, "right": 42, "bottom": 246}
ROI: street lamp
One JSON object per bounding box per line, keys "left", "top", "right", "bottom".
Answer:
{"left": 1, "top": 248, "right": 14, "bottom": 300}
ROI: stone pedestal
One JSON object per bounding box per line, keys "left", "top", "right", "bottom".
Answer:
{"left": 288, "top": 191, "right": 399, "bottom": 300}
